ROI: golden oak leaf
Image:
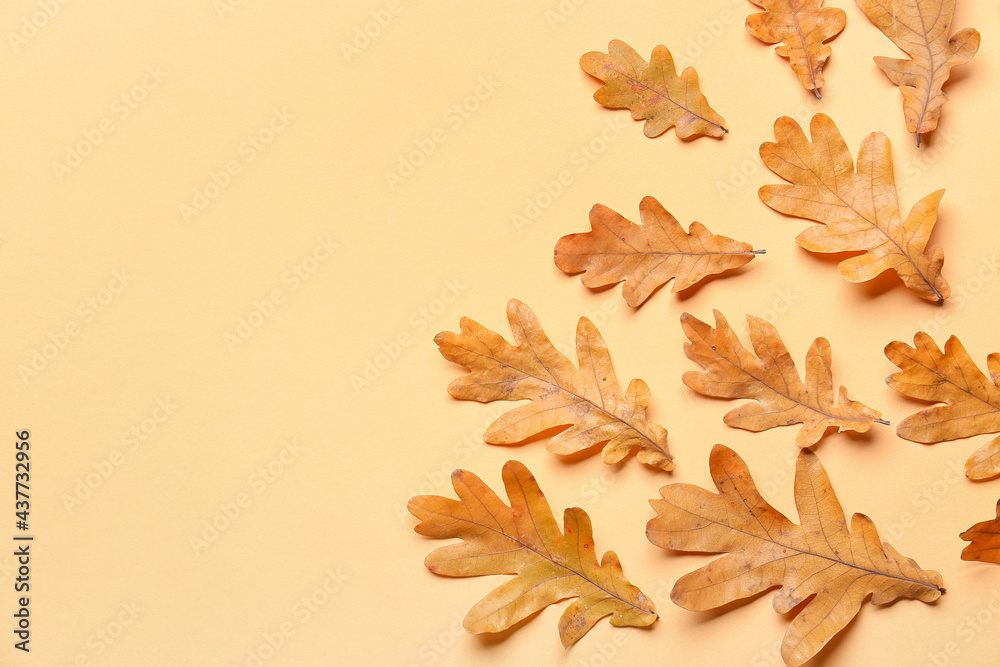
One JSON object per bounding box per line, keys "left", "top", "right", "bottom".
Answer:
{"left": 856, "top": 0, "right": 980, "bottom": 145}
{"left": 960, "top": 500, "right": 1000, "bottom": 564}
{"left": 409, "top": 460, "right": 658, "bottom": 646}
{"left": 885, "top": 332, "right": 1000, "bottom": 480}
{"left": 759, "top": 113, "right": 950, "bottom": 302}
{"left": 436, "top": 299, "right": 672, "bottom": 470}
{"left": 682, "top": 309, "right": 885, "bottom": 446}
{"left": 554, "top": 196, "right": 763, "bottom": 307}
{"left": 580, "top": 40, "right": 727, "bottom": 139}
{"left": 745, "top": 0, "right": 846, "bottom": 97}
{"left": 647, "top": 444, "right": 945, "bottom": 666}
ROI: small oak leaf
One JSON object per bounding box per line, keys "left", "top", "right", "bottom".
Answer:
{"left": 580, "top": 39, "right": 727, "bottom": 139}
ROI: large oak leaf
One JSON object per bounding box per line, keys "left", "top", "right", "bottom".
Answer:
{"left": 647, "top": 444, "right": 944, "bottom": 666}
{"left": 436, "top": 299, "right": 673, "bottom": 470}
{"left": 409, "top": 460, "right": 657, "bottom": 646}
{"left": 759, "top": 113, "right": 950, "bottom": 302}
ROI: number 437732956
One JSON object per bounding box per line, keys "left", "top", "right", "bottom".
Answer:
{"left": 15, "top": 431, "right": 29, "bottom": 532}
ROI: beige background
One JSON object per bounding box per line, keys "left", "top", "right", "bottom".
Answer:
{"left": 3, "top": 1, "right": 999, "bottom": 665}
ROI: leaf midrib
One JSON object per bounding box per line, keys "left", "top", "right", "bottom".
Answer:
{"left": 565, "top": 250, "right": 760, "bottom": 258}
{"left": 660, "top": 498, "right": 943, "bottom": 593}
{"left": 464, "top": 325, "right": 670, "bottom": 460}
{"left": 435, "top": 504, "right": 652, "bottom": 618}
{"left": 897, "top": 351, "right": 1000, "bottom": 430}
{"left": 613, "top": 61, "right": 726, "bottom": 132}
{"left": 688, "top": 324, "right": 867, "bottom": 425}
{"left": 777, "top": 130, "right": 942, "bottom": 301}
{"left": 787, "top": 2, "right": 820, "bottom": 95}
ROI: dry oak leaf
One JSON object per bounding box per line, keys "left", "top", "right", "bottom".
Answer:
{"left": 856, "top": 0, "right": 980, "bottom": 146}
{"left": 886, "top": 332, "right": 1000, "bottom": 480}
{"left": 760, "top": 113, "right": 950, "bottom": 302}
{"left": 435, "top": 299, "right": 673, "bottom": 470}
{"left": 682, "top": 309, "right": 886, "bottom": 447}
{"left": 647, "top": 444, "right": 945, "bottom": 666}
{"left": 746, "top": 0, "right": 846, "bottom": 98}
{"left": 409, "top": 460, "right": 658, "bottom": 646}
{"left": 960, "top": 500, "right": 1000, "bottom": 564}
{"left": 554, "top": 196, "right": 763, "bottom": 307}
{"left": 580, "top": 39, "right": 727, "bottom": 139}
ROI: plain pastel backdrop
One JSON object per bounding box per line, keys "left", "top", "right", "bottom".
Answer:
{"left": 2, "top": 1, "right": 1000, "bottom": 665}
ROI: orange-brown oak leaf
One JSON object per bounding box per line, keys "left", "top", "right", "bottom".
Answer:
{"left": 647, "top": 444, "right": 945, "bottom": 667}
{"left": 435, "top": 299, "right": 673, "bottom": 470}
{"left": 681, "top": 309, "right": 885, "bottom": 446}
{"left": 759, "top": 113, "right": 950, "bottom": 302}
{"left": 554, "top": 197, "right": 763, "bottom": 307}
{"left": 580, "top": 39, "right": 727, "bottom": 139}
{"left": 960, "top": 500, "right": 1000, "bottom": 564}
{"left": 856, "top": 0, "right": 980, "bottom": 145}
{"left": 886, "top": 332, "right": 1000, "bottom": 480}
{"left": 745, "top": 0, "right": 846, "bottom": 97}
{"left": 409, "top": 460, "right": 658, "bottom": 646}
